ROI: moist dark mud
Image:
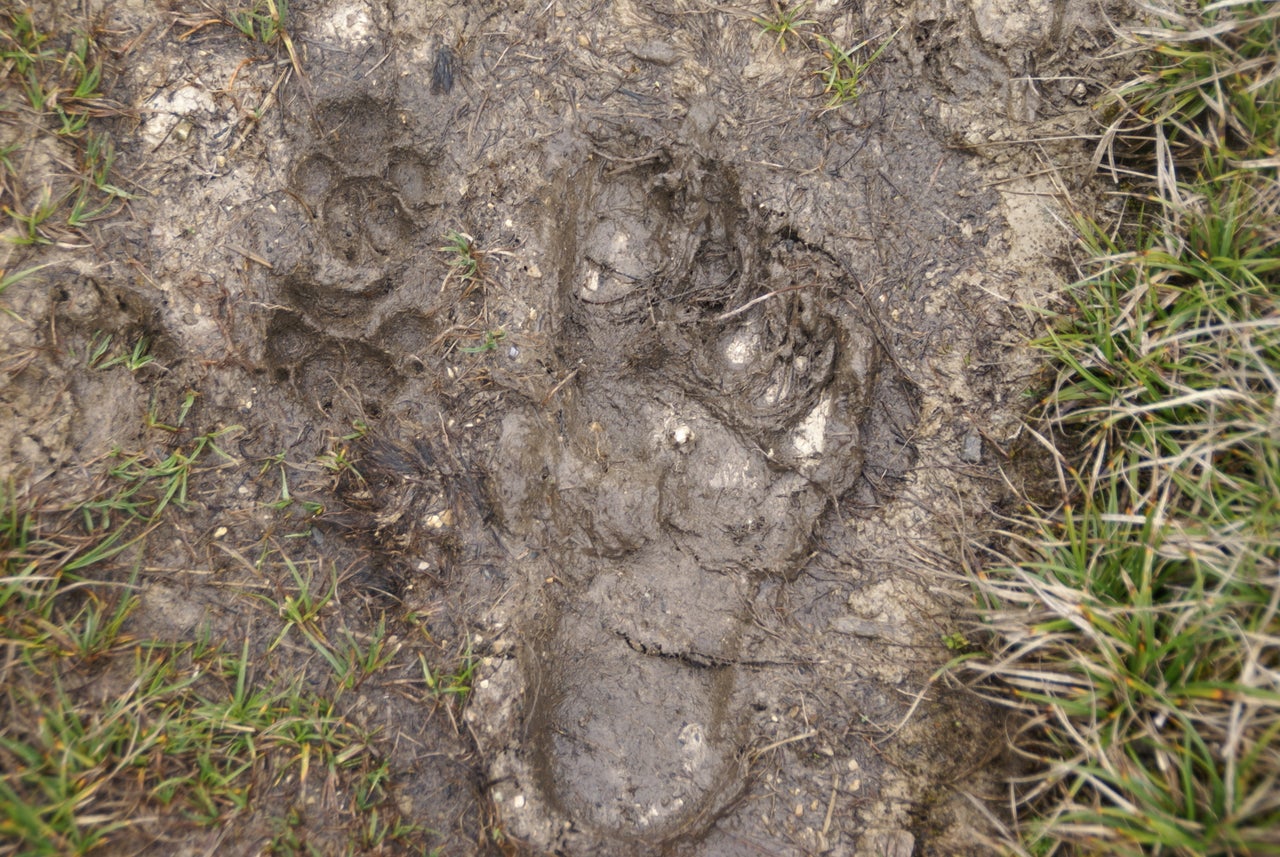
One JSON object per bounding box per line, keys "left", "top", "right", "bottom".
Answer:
{"left": 0, "top": 0, "right": 1125, "bottom": 853}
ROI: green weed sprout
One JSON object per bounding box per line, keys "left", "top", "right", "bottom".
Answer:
{"left": 87, "top": 332, "right": 155, "bottom": 372}
{"left": 753, "top": 1, "right": 816, "bottom": 54}
{"left": 460, "top": 329, "right": 505, "bottom": 354}
{"left": 814, "top": 29, "right": 898, "bottom": 108}
{"left": 440, "top": 230, "right": 482, "bottom": 289}
{"left": 230, "top": 0, "right": 288, "bottom": 45}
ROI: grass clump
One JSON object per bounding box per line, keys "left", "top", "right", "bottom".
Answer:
{"left": 86, "top": 331, "right": 155, "bottom": 372}
{"left": 969, "top": 2, "right": 1280, "bottom": 854}
{"left": 753, "top": 1, "right": 816, "bottom": 54}
{"left": 749, "top": 3, "right": 896, "bottom": 108}
{"left": 439, "top": 229, "right": 483, "bottom": 291}
{"left": 0, "top": 485, "right": 366, "bottom": 854}
{"left": 226, "top": 0, "right": 301, "bottom": 76}
{"left": 230, "top": 0, "right": 290, "bottom": 46}
{"left": 813, "top": 30, "right": 897, "bottom": 109}
{"left": 1, "top": 10, "right": 105, "bottom": 138}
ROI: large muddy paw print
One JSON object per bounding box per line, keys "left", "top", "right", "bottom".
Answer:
{"left": 248, "top": 95, "right": 454, "bottom": 422}
{"left": 471, "top": 158, "right": 909, "bottom": 852}
{"left": 263, "top": 310, "right": 399, "bottom": 418}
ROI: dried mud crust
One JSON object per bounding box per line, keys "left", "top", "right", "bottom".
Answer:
{"left": 0, "top": 0, "right": 1126, "bottom": 853}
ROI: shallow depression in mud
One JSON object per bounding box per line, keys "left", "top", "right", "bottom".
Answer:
{"left": 476, "top": 154, "right": 923, "bottom": 846}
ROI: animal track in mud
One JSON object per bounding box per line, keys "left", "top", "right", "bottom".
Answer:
{"left": 476, "top": 157, "right": 920, "bottom": 851}
{"left": 263, "top": 310, "right": 399, "bottom": 415}
{"left": 257, "top": 97, "right": 453, "bottom": 419}
{"left": 256, "top": 94, "right": 923, "bottom": 851}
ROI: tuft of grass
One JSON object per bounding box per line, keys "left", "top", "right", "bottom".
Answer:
{"left": 813, "top": 29, "right": 897, "bottom": 108}
{"left": 87, "top": 332, "right": 155, "bottom": 372}
{"left": 0, "top": 10, "right": 107, "bottom": 136}
{"left": 230, "top": 0, "right": 288, "bottom": 45}
{"left": 227, "top": 0, "right": 302, "bottom": 78}
{"left": 967, "top": 2, "right": 1280, "bottom": 854}
{"left": 416, "top": 645, "right": 477, "bottom": 705}
{"left": 80, "top": 130, "right": 129, "bottom": 199}
{"left": 414, "top": 642, "right": 478, "bottom": 736}
{"left": 98, "top": 424, "right": 240, "bottom": 525}
{"left": 257, "top": 557, "right": 340, "bottom": 664}
{"left": 318, "top": 443, "right": 363, "bottom": 481}
{"left": 753, "top": 1, "right": 816, "bottom": 54}
{"left": 4, "top": 186, "right": 60, "bottom": 246}
{"left": 439, "top": 230, "right": 483, "bottom": 291}
{"left": 1104, "top": 0, "right": 1280, "bottom": 168}
{"left": 1, "top": 626, "right": 380, "bottom": 852}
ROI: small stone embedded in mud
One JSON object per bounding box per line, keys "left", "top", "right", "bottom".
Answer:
{"left": 961, "top": 429, "right": 983, "bottom": 464}
{"left": 860, "top": 829, "right": 916, "bottom": 857}
{"left": 670, "top": 424, "right": 694, "bottom": 449}
{"left": 626, "top": 40, "right": 678, "bottom": 66}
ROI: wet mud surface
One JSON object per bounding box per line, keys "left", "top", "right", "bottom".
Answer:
{"left": 1, "top": 0, "right": 1125, "bottom": 853}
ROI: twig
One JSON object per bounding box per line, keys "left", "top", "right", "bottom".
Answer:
{"left": 874, "top": 671, "right": 941, "bottom": 745}
{"left": 713, "top": 283, "right": 811, "bottom": 322}
{"left": 751, "top": 729, "right": 818, "bottom": 758}
{"left": 820, "top": 774, "right": 839, "bottom": 839}
{"left": 540, "top": 367, "right": 579, "bottom": 405}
